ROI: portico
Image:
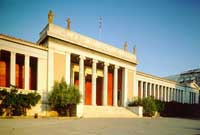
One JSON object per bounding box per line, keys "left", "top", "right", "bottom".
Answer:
{"left": 69, "top": 53, "right": 125, "bottom": 107}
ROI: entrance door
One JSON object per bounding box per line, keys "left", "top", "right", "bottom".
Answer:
{"left": 85, "top": 75, "right": 92, "bottom": 105}
{"left": 96, "top": 77, "right": 102, "bottom": 105}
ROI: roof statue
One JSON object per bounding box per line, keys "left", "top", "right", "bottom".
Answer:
{"left": 48, "top": 10, "right": 54, "bottom": 23}
{"left": 67, "top": 18, "right": 71, "bottom": 30}
{"left": 124, "top": 41, "right": 128, "bottom": 51}
{"left": 133, "top": 45, "right": 136, "bottom": 55}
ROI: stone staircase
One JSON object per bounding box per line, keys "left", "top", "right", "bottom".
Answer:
{"left": 83, "top": 105, "right": 139, "bottom": 118}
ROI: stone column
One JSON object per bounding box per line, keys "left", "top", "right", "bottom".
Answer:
{"left": 163, "top": 87, "right": 166, "bottom": 101}
{"left": 195, "top": 92, "right": 199, "bottom": 104}
{"left": 140, "top": 81, "right": 143, "bottom": 99}
{"left": 182, "top": 90, "right": 184, "bottom": 103}
{"left": 10, "top": 52, "right": 16, "bottom": 86}
{"left": 92, "top": 59, "right": 98, "bottom": 106}
{"left": 70, "top": 69, "right": 74, "bottom": 85}
{"left": 24, "top": 55, "right": 30, "bottom": 90}
{"left": 144, "top": 82, "right": 148, "bottom": 97}
{"left": 153, "top": 84, "right": 156, "bottom": 99}
{"left": 173, "top": 88, "right": 176, "bottom": 101}
{"left": 103, "top": 62, "right": 109, "bottom": 106}
{"left": 77, "top": 55, "right": 85, "bottom": 117}
{"left": 149, "top": 83, "right": 152, "bottom": 96}
{"left": 167, "top": 87, "right": 169, "bottom": 102}
{"left": 160, "top": 86, "right": 163, "bottom": 101}
{"left": 113, "top": 65, "right": 119, "bottom": 107}
{"left": 175, "top": 89, "right": 178, "bottom": 102}
{"left": 79, "top": 55, "right": 85, "bottom": 99}
{"left": 65, "top": 52, "right": 71, "bottom": 85}
{"left": 181, "top": 90, "right": 184, "bottom": 103}
{"left": 157, "top": 85, "right": 159, "bottom": 100}
{"left": 122, "top": 68, "right": 128, "bottom": 106}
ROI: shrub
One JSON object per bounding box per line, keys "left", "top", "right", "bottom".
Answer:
{"left": 48, "top": 79, "right": 81, "bottom": 116}
{"left": 128, "top": 97, "right": 142, "bottom": 106}
{"left": 142, "top": 96, "right": 157, "bottom": 117}
{"left": 0, "top": 87, "right": 41, "bottom": 116}
{"left": 155, "top": 100, "right": 165, "bottom": 113}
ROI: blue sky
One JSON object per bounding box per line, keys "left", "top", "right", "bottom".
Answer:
{"left": 0, "top": 0, "right": 200, "bottom": 77}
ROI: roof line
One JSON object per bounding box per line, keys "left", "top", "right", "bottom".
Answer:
{"left": 0, "top": 34, "right": 48, "bottom": 51}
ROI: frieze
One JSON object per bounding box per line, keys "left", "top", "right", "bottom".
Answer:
{"left": 40, "top": 23, "right": 137, "bottom": 64}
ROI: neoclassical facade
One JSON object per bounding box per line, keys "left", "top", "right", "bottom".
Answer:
{"left": 0, "top": 12, "right": 199, "bottom": 117}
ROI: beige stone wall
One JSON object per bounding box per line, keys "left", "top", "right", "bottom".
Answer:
{"left": 127, "top": 70, "right": 133, "bottom": 101}
{"left": 54, "top": 52, "right": 66, "bottom": 81}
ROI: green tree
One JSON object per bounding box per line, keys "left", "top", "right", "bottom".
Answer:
{"left": 48, "top": 79, "right": 81, "bottom": 116}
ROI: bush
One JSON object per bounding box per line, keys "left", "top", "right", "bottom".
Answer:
{"left": 155, "top": 100, "right": 165, "bottom": 113}
{"left": 128, "top": 96, "right": 157, "bottom": 117}
{"left": 142, "top": 96, "right": 157, "bottom": 117}
{"left": 128, "top": 97, "right": 142, "bottom": 106}
{"left": 48, "top": 79, "right": 81, "bottom": 116}
{"left": 0, "top": 87, "right": 41, "bottom": 116}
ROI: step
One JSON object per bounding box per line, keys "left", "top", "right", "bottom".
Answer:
{"left": 83, "top": 105, "right": 139, "bottom": 118}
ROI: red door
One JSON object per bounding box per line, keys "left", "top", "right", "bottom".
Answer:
{"left": 96, "top": 77, "right": 102, "bottom": 105}
{"left": 107, "top": 72, "right": 113, "bottom": 105}
{"left": 85, "top": 80, "right": 91, "bottom": 105}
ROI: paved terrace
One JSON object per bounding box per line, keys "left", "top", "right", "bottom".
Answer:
{"left": 0, "top": 118, "right": 200, "bottom": 135}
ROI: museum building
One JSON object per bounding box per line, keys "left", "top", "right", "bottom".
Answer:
{"left": 0, "top": 11, "right": 199, "bottom": 117}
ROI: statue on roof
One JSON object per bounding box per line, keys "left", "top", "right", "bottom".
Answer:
{"left": 133, "top": 45, "right": 136, "bottom": 55}
{"left": 124, "top": 41, "right": 128, "bottom": 51}
{"left": 67, "top": 18, "right": 71, "bottom": 30}
{"left": 48, "top": 10, "right": 54, "bottom": 23}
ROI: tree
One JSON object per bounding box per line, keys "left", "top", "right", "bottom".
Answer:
{"left": 48, "top": 79, "right": 81, "bottom": 116}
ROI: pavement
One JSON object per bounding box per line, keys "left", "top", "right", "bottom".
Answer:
{"left": 0, "top": 117, "right": 200, "bottom": 135}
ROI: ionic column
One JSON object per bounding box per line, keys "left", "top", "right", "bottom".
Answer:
{"left": 144, "top": 82, "right": 148, "bottom": 97}
{"left": 103, "top": 62, "right": 109, "bottom": 106}
{"left": 24, "top": 55, "right": 30, "bottom": 90}
{"left": 181, "top": 90, "right": 184, "bottom": 103}
{"left": 113, "top": 65, "right": 119, "bottom": 107}
{"left": 160, "top": 86, "right": 163, "bottom": 101}
{"left": 195, "top": 92, "right": 199, "bottom": 104}
{"left": 175, "top": 89, "right": 178, "bottom": 102}
{"left": 122, "top": 68, "right": 128, "bottom": 106}
{"left": 169, "top": 88, "right": 172, "bottom": 101}
{"left": 140, "top": 81, "right": 143, "bottom": 99}
{"left": 182, "top": 90, "right": 185, "bottom": 103}
{"left": 10, "top": 52, "right": 16, "bottom": 86}
{"left": 149, "top": 83, "right": 152, "bottom": 96}
{"left": 157, "top": 85, "right": 160, "bottom": 100}
{"left": 76, "top": 55, "right": 85, "bottom": 117}
{"left": 166, "top": 87, "right": 169, "bottom": 102}
{"left": 173, "top": 89, "right": 176, "bottom": 101}
{"left": 65, "top": 52, "right": 71, "bottom": 85}
{"left": 153, "top": 84, "right": 156, "bottom": 99}
{"left": 92, "top": 59, "right": 98, "bottom": 106}
{"left": 163, "top": 87, "right": 166, "bottom": 101}
{"left": 70, "top": 70, "right": 74, "bottom": 85}
{"left": 79, "top": 55, "right": 85, "bottom": 98}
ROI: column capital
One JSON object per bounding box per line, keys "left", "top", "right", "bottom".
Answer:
{"left": 104, "top": 62, "right": 109, "bottom": 66}
{"left": 79, "top": 55, "right": 86, "bottom": 60}
{"left": 92, "top": 59, "right": 98, "bottom": 63}
{"left": 114, "top": 65, "right": 119, "bottom": 69}
{"left": 65, "top": 51, "right": 71, "bottom": 55}
{"left": 25, "top": 54, "right": 30, "bottom": 57}
{"left": 11, "top": 51, "right": 16, "bottom": 55}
